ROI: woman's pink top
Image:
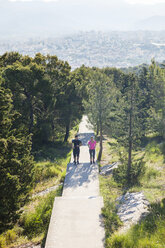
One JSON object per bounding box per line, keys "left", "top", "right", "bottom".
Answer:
{"left": 88, "top": 140, "right": 96, "bottom": 150}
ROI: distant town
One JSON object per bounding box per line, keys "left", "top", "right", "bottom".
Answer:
{"left": 1, "top": 31, "right": 165, "bottom": 69}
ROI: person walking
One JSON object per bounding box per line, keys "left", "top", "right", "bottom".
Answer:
{"left": 72, "top": 134, "right": 82, "bottom": 164}
{"left": 88, "top": 136, "right": 96, "bottom": 164}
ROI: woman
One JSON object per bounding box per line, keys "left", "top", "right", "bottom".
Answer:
{"left": 88, "top": 136, "right": 96, "bottom": 164}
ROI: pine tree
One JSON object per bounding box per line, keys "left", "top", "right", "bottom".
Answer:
{"left": 147, "top": 61, "right": 165, "bottom": 140}
{"left": 112, "top": 73, "right": 144, "bottom": 185}
{"left": 84, "top": 70, "right": 116, "bottom": 161}
{"left": 0, "top": 81, "right": 34, "bottom": 232}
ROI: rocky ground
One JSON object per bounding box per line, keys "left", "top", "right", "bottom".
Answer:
{"left": 12, "top": 243, "right": 41, "bottom": 248}
{"left": 100, "top": 162, "right": 120, "bottom": 176}
{"left": 100, "top": 163, "right": 149, "bottom": 232}
{"left": 116, "top": 192, "right": 149, "bottom": 233}
{"left": 32, "top": 183, "right": 62, "bottom": 198}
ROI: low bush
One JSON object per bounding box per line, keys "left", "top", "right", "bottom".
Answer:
{"left": 20, "top": 185, "right": 63, "bottom": 239}
{"left": 113, "top": 159, "right": 145, "bottom": 187}
{"left": 60, "top": 170, "right": 67, "bottom": 183}
{"left": 145, "top": 167, "right": 160, "bottom": 182}
{"left": 5, "top": 229, "right": 17, "bottom": 245}
{"left": 34, "top": 161, "right": 62, "bottom": 182}
{"left": 0, "top": 226, "right": 23, "bottom": 248}
{"left": 160, "top": 142, "right": 165, "bottom": 155}
{"left": 102, "top": 201, "right": 122, "bottom": 239}
{"left": 34, "top": 144, "right": 71, "bottom": 162}
{"left": 100, "top": 175, "right": 123, "bottom": 245}
{"left": 106, "top": 233, "right": 133, "bottom": 248}
{"left": 145, "top": 141, "right": 161, "bottom": 154}
{"left": 106, "top": 198, "right": 165, "bottom": 248}
{"left": 0, "top": 236, "right": 6, "bottom": 248}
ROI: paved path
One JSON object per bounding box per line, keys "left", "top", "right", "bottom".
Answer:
{"left": 45, "top": 116, "right": 105, "bottom": 248}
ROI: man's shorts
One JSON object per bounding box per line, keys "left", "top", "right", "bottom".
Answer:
{"left": 73, "top": 148, "right": 80, "bottom": 157}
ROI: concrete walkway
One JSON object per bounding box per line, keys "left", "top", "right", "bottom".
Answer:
{"left": 45, "top": 116, "right": 105, "bottom": 248}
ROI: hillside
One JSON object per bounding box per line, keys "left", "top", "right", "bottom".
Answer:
{"left": 0, "top": 52, "right": 164, "bottom": 248}
{"left": 135, "top": 15, "right": 165, "bottom": 31}
{"left": 1, "top": 31, "right": 165, "bottom": 69}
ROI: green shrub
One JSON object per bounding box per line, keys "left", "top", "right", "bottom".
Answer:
{"left": 107, "top": 233, "right": 162, "bottom": 248}
{"left": 34, "top": 162, "right": 62, "bottom": 182}
{"left": 145, "top": 167, "right": 160, "bottom": 181}
{"left": 44, "top": 166, "right": 60, "bottom": 179}
{"left": 138, "top": 238, "right": 161, "bottom": 248}
{"left": 5, "top": 230, "right": 17, "bottom": 245}
{"left": 145, "top": 141, "right": 161, "bottom": 154}
{"left": 106, "top": 234, "right": 133, "bottom": 248}
{"left": 102, "top": 201, "right": 122, "bottom": 238}
{"left": 60, "top": 170, "right": 66, "bottom": 183}
{"left": 0, "top": 236, "right": 6, "bottom": 248}
{"left": 113, "top": 160, "right": 145, "bottom": 187}
{"left": 20, "top": 186, "right": 62, "bottom": 239}
{"left": 34, "top": 144, "right": 71, "bottom": 162}
{"left": 106, "top": 198, "right": 165, "bottom": 248}
{"left": 145, "top": 141, "right": 164, "bottom": 163}
{"left": 160, "top": 142, "right": 165, "bottom": 155}
{"left": 0, "top": 225, "right": 24, "bottom": 248}
{"left": 13, "top": 225, "right": 24, "bottom": 237}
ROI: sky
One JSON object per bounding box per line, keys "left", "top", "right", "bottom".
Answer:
{"left": 6, "top": 0, "right": 165, "bottom": 4}
{"left": 0, "top": 0, "right": 165, "bottom": 38}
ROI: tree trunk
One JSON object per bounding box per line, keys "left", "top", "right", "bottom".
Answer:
{"left": 127, "top": 129, "right": 132, "bottom": 184}
{"left": 98, "top": 120, "right": 103, "bottom": 161}
{"left": 127, "top": 84, "right": 134, "bottom": 186}
{"left": 29, "top": 103, "right": 34, "bottom": 134}
{"left": 96, "top": 120, "right": 99, "bottom": 136}
{"left": 64, "top": 120, "right": 70, "bottom": 142}
{"left": 24, "top": 91, "right": 34, "bottom": 135}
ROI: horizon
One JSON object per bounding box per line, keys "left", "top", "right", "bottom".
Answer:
{"left": 1, "top": 0, "right": 165, "bottom": 38}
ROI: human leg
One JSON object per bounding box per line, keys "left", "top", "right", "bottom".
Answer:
{"left": 73, "top": 149, "right": 76, "bottom": 164}
{"left": 76, "top": 148, "right": 80, "bottom": 164}
{"left": 89, "top": 149, "right": 93, "bottom": 164}
{"left": 92, "top": 149, "right": 95, "bottom": 163}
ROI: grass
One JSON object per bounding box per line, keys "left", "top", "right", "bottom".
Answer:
{"left": 33, "top": 119, "right": 78, "bottom": 179}
{"left": 130, "top": 141, "right": 165, "bottom": 202}
{"left": 21, "top": 186, "right": 63, "bottom": 239}
{"left": 31, "top": 146, "right": 72, "bottom": 195}
{"left": 106, "top": 198, "right": 165, "bottom": 248}
{"left": 0, "top": 121, "right": 80, "bottom": 248}
{"left": 0, "top": 186, "right": 63, "bottom": 248}
{"left": 99, "top": 134, "right": 165, "bottom": 248}
{"left": 100, "top": 136, "right": 165, "bottom": 202}
{"left": 99, "top": 175, "right": 123, "bottom": 243}
{"left": 99, "top": 136, "right": 123, "bottom": 166}
{"left": 30, "top": 120, "right": 79, "bottom": 195}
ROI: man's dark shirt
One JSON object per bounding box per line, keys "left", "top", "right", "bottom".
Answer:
{"left": 72, "top": 139, "right": 82, "bottom": 150}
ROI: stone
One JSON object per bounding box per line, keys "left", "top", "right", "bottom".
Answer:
{"left": 116, "top": 192, "right": 149, "bottom": 233}
{"left": 32, "top": 183, "right": 63, "bottom": 198}
{"left": 100, "top": 162, "right": 120, "bottom": 175}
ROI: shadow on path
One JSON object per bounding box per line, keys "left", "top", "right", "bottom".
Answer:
{"left": 64, "top": 162, "right": 98, "bottom": 190}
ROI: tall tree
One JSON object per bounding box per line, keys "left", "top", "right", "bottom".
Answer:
{"left": 112, "top": 73, "right": 143, "bottom": 185}
{"left": 0, "top": 52, "right": 22, "bottom": 68}
{"left": 147, "top": 61, "right": 165, "bottom": 140}
{"left": 84, "top": 70, "right": 116, "bottom": 161}
{"left": 0, "top": 80, "right": 33, "bottom": 232}
{"left": 3, "top": 61, "right": 45, "bottom": 134}
{"left": 56, "top": 78, "right": 83, "bottom": 142}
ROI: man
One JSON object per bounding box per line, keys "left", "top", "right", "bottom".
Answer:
{"left": 72, "top": 134, "right": 82, "bottom": 164}
{"left": 88, "top": 136, "right": 96, "bottom": 164}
